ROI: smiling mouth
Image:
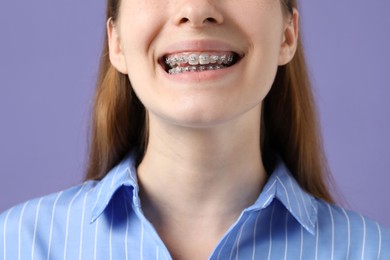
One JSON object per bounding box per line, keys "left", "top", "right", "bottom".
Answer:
{"left": 159, "top": 52, "right": 242, "bottom": 74}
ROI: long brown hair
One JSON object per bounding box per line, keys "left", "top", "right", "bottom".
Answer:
{"left": 85, "top": 0, "right": 334, "bottom": 203}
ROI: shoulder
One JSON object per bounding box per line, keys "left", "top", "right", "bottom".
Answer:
{"left": 0, "top": 181, "right": 98, "bottom": 254}
{"left": 316, "top": 199, "right": 390, "bottom": 259}
{"left": 0, "top": 181, "right": 99, "bottom": 227}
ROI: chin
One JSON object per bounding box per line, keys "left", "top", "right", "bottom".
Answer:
{"left": 157, "top": 104, "right": 257, "bottom": 130}
{"left": 151, "top": 106, "right": 236, "bottom": 129}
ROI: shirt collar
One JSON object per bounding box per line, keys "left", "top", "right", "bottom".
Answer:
{"left": 247, "top": 162, "right": 318, "bottom": 234}
{"left": 90, "top": 150, "right": 140, "bottom": 223}
{"left": 89, "top": 152, "right": 318, "bottom": 234}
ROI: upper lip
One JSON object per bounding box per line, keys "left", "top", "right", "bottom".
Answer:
{"left": 158, "top": 39, "right": 244, "bottom": 59}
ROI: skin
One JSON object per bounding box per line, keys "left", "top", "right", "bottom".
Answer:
{"left": 108, "top": 0, "right": 299, "bottom": 259}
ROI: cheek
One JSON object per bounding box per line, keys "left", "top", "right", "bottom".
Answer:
{"left": 119, "top": 16, "right": 165, "bottom": 90}
{"left": 234, "top": 0, "right": 284, "bottom": 49}
{"left": 243, "top": 5, "right": 284, "bottom": 91}
{"left": 119, "top": 1, "right": 167, "bottom": 54}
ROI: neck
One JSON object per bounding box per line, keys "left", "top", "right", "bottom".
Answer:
{"left": 137, "top": 105, "right": 267, "bottom": 230}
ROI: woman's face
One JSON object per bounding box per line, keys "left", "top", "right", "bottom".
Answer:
{"left": 108, "top": 0, "right": 298, "bottom": 128}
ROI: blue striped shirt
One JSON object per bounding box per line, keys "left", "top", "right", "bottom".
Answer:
{"left": 1, "top": 152, "right": 389, "bottom": 259}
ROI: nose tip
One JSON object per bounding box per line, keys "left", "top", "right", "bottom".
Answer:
{"left": 173, "top": 1, "right": 224, "bottom": 28}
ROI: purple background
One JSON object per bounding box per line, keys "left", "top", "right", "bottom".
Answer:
{"left": 1, "top": 1, "right": 389, "bottom": 227}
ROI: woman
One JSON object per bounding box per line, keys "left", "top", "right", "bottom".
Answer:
{"left": 1, "top": 0, "right": 389, "bottom": 259}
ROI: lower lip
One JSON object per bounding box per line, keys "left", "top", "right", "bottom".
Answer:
{"left": 161, "top": 60, "right": 242, "bottom": 82}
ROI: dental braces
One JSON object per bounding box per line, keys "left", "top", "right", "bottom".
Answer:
{"left": 166, "top": 53, "right": 234, "bottom": 67}
{"left": 168, "top": 65, "right": 225, "bottom": 74}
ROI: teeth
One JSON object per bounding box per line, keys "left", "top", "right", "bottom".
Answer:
{"left": 188, "top": 54, "right": 199, "bottom": 65}
{"left": 209, "top": 55, "right": 218, "bottom": 64}
{"left": 199, "top": 54, "right": 209, "bottom": 65}
{"left": 168, "top": 65, "right": 224, "bottom": 74}
{"left": 218, "top": 55, "right": 226, "bottom": 64}
{"left": 165, "top": 53, "right": 235, "bottom": 67}
{"left": 177, "top": 56, "right": 188, "bottom": 64}
{"left": 165, "top": 56, "right": 176, "bottom": 67}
